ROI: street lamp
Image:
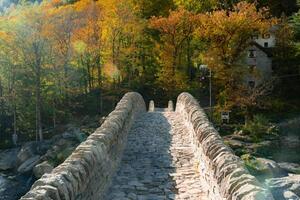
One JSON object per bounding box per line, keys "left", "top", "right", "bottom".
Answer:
{"left": 199, "top": 64, "right": 212, "bottom": 121}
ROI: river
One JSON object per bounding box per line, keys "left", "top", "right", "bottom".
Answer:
{"left": 0, "top": 172, "right": 34, "bottom": 200}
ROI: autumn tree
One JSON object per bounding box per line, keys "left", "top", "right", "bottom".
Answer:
{"left": 195, "top": 2, "right": 276, "bottom": 112}
{"left": 150, "top": 8, "right": 199, "bottom": 97}
{"left": 73, "top": 0, "right": 105, "bottom": 112}
{"left": 49, "top": 3, "right": 79, "bottom": 102}
{"left": 174, "top": 0, "right": 218, "bottom": 12}
{"left": 0, "top": 27, "right": 20, "bottom": 141}
{"left": 0, "top": 3, "right": 54, "bottom": 141}
{"left": 131, "top": 0, "right": 174, "bottom": 19}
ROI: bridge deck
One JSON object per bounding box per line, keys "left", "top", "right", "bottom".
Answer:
{"left": 104, "top": 111, "right": 207, "bottom": 200}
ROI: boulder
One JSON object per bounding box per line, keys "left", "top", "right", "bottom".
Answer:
{"left": 99, "top": 116, "right": 106, "bottom": 125}
{"left": 242, "top": 155, "right": 287, "bottom": 179}
{"left": 283, "top": 190, "right": 300, "bottom": 200}
{"left": 223, "top": 138, "right": 247, "bottom": 156}
{"left": 17, "top": 155, "right": 40, "bottom": 173}
{"left": 75, "top": 131, "right": 87, "bottom": 143}
{"left": 248, "top": 141, "right": 274, "bottom": 155}
{"left": 281, "top": 135, "right": 300, "bottom": 149}
{"left": 224, "top": 138, "right": 245, "bottom": 149}
{"left": 62, "top": 132, "right": 74, "bottom": 139}
{"left": 0, "top": 148, "right": 19, "bottom": 170}
{"left": 62, "top": 126, "right": 86, "bottom": 138}
{"left": 17, "top": 142, "right": 38, "bottom": 165}
{"left": 37, "top": 140, "right": 52, "bottom": 155}
{"left": 62, "top": 127, "right": 87, "bottom": 143}
{"left": 256, "top": 157, "right": 287, "bottom": 177}
{"left": 33, "top": 161, "right": 53, "bottom": 178}
{"left": 231, "top": 132, "right": 253, "bottom": 142}
{"left": 266, "top": 174, "right": 300, "bottom": 199}
{"left": 257, "top": 158, "right": 280, "bottom": 170}
{"left": 279, "top": 162, "right": 300, "bottom": 174}
{"left": 51, "top": 134, "right": 63, "bottom": 143}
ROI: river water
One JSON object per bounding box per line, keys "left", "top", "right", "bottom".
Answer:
{"left": 272, "top": 118, "right": 300, "bottom": 163}
{"left": 0, "top": 173, "right": 34, "bottom": 200}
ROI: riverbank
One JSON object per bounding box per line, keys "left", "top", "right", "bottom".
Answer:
{"left": 223, "top": 117, "right": 300, "bottom": 199}
{"left": 0, "top": 116, "right": 102, "bottom": 200}
{"left": 0, "top": 172, "right": 34, "bottom": 200}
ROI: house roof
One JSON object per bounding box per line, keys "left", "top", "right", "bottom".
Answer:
{"left": 249, "top": 42, "right": 273, "bottom": 57}
{"left": 269, "top": 25, "right": 280, "bottom": 33}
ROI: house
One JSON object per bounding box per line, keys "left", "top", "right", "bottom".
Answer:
{"left": 245, "top": 27, "right": 277, "bottom": 88}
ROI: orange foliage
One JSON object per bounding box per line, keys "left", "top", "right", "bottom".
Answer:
{"left": 149, "top": 8, "right": 199, "bottom": 93}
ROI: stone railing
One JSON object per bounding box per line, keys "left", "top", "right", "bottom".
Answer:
{"left": 176, "top": 92, "right": 274, "bottom": 200}
{"left": 149, "top": 100, "right": 155, "bottom": 112}
{"left": 21, "top": 92, "right": 146, "bottom": 200}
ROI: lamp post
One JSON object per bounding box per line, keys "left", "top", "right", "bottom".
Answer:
{"left": 199, "top": 64, "right": 213, "bottom": 121}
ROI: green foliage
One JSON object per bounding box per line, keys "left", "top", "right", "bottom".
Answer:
{"left": 242, "top": 115, "right": 279, "bottom": 142}
{"left": 0, "top": 139, "right": 13, "bottom": 149}
{"left": 241, "top": 154, "right": 269, "bottom": 177}
{"left": 291, "top": 11, "right": 300, "bottom": 41}
{"left": 131, "top": 0, "right": 174, "bottom": 18}
{"left": 49, "top": 146, "right": 76, "bottom": 166}
{"left": 267, "top": 98, "right": 287, "bottom": 113}
{"left": 174, "top": 0, "right": 218, "bottom": 12}
{"left": 241, "top": 154, "right": 259, "bottom": 169}
{"left": 75, "top": 132, "right": 87, "bottom": 143}
{"left": 253, "top": 0, "right": 298, "bottom": 17}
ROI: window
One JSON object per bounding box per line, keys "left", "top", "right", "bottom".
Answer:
{"left": 248, "top": 50, "right": 256, "bottom": 58}
{"left": 263, "top": 33, "right": 271, "bottom": 39}
{"left": 264, "top": 42, "right": 269, "bottom": 48}
{"left": 248, "top": 81, "right": 255, "bottom": 88}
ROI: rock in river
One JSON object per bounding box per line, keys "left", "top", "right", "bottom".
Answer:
{"left": 17, "top": 155, "right": 40, "bottom": 173}
{"left": 0, "top": 148, "right": 19, "bottom": 170}
{"left": 266, "top": 174, "right": 300, "bottom": 199}
{"left": 33, "top": 161, "right": 53, "bottom": 178}
{"left": 16, "top": 142, "right": 38, "bottom": 165}
{"left": 279, "top": 162, "right": 300, "bottom": 174}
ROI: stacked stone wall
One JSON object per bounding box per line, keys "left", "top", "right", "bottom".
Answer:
{"left": 21, "top": 92, "right": 146, "bottom": 200}
{"left": 176, "top": 92, "right": 274, "bottom": 200}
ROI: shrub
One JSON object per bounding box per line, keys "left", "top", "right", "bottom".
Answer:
{"left": 242, "top": 115, "right": 279, "bottom": 142}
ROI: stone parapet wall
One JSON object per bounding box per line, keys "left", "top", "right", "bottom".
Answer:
{"left": 176, "top": 92, "right": 274, "bottom": 200}
{"left": 21, "top": 92, "right": 146, "bottom": 200}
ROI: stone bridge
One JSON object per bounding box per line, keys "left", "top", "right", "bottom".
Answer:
{"left": 21, "top": 92, "right": 274, "bottom": 200}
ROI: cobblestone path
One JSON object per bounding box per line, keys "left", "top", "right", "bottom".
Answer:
{"left": 104, "top": 111, "right": 207, "bottom": 200}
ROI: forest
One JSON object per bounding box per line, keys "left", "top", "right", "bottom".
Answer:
{"left": 0, "top": 0, "right": 299, "bottom": 147}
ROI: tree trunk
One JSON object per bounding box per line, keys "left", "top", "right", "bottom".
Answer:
{"left": 34, "top": 44, "right": 43, "bottom": 141}
{"left": 13, "top": 104, "right": 16, "bottom": 136}
{"left": 63, "top": 34, "right": 71, "bottom": 103}
{"left": 112, "top": 36, "right": 116, "bottom": 64}
{"left": 187, "top": 38, "right": 193, "bottom": 81}
{"left": 0, "top": 78, "right": 3, "bottom": 117}
{"left": 96, "top": 55, "right": 103, "bottom": 114}
{"left": 53, "top": 100, "right": 56, "bottom": 129}
{"left": 9, "top": 65, "right": 17, "bottom": 142}
{"left": 172, "top": 48, "right": 177, "bottom": 76}
{"left": 36, "top": 66, "right": 42, "bottom": 141}
{"left": 63, "top": 61, "right": 69, "bottom": 102}
{"left": 86, "top": 58, "right": 92, "bottom": 92}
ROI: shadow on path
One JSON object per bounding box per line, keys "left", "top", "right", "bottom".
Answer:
{"left": 105, "top": 111, "right": 206, "bottom": 200}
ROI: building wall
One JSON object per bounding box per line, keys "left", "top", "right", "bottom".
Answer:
{"left": 254, "top": 33, "right": 276, "bottom": 48}
{"left": 245, "top": 45, "right": 273, "bottom": 86}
